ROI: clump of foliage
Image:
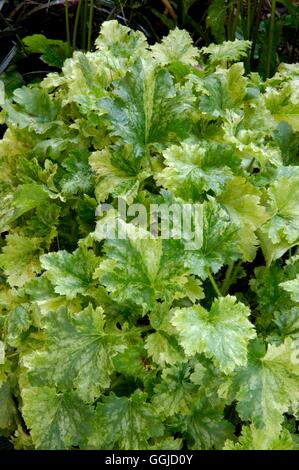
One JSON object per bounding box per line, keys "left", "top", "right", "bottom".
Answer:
{"left": 0, "top": 21, "right": 299, "bottom": 450}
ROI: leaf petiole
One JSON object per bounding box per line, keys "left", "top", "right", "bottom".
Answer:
{"left": 207, "top": 268, "right": 222, "bottom": 297}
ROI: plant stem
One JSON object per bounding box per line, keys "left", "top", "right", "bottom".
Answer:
{"left": 64, "top": 0, "right": 72, "bottom": 55}
{"left": 244, "top": 0, "right": 254, "bottom": 72}
{"left": 207, "top": 269, "right": 222, "bottom": 297}
{"left": 291, "top": 28, "right": 298, "bottom": 62}
{"left": 222, "top": 260, "right": 243, "bottom": 295}
{"left": 222, "top": 263, "right": 234, "bottom": 295}
{"left": 226, "top": 3, "right": 232, "bottom": 41}
{"left": 6, "top": 351, "right": 19, "bottom": 359}
{"left": 82, "top": 0, "right": 88, "bottom": 51}
{"left": 161, "top": 0, "right": 177, "bottom": 21}
{"left": 231, "top": 0, "right": 241, "bottom": 40}
{"left": 266, "top": 0, "right": 276, "bottom": 79}
{"left": 87, "top": 0, "right": 94, "bottom": 51}
{"left": 73, "top": 0, "right": 83, "bottom": 50}
{"left": 250, "top": 0, "right": 263, "bottom": 66}
{"left": 247, "top": 0, "right": 251, "bottom": 39}
{"left": 229, "top": 0, "right": 238, "bottom": 41}
{"left": 252, "top": 0, "right": 258, "bottom": 35}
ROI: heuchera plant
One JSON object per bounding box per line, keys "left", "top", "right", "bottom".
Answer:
{"left": 0, "top": 21, "right": 299, "bottom": 450}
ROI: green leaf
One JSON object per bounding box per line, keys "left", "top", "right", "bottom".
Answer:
{"left": 218, "top": 177, "right": 268, "bottom": 261}
{"left": 172, "top": 295, "right": 256, "bottom": 373}
{"left": 230, "top": 340, "right": 299, "bottom": 433}
{"left": 47, "top": 51, "right": 108, "bottom": 113}
{"left": 147, "top": 436, "right": 183, "bottom": 450}
{"left": 272, "top": 307, "right": 299, "bottom": 342}
{"left": 186, "top": 400, "right": 234, "bottom": 450}
{"left": 24, "top": 275, "right": 83, "bottom": 317}
{"left": 202, "top": 40, "right": 251, "bottom": 65}
{"left": 265, "top": 176, "right": 299, "bottom": 244}
{"left": 152, "top": 364, "right": 197, "bottom": 416}
{"left": 224, "top": 425, "right": 295, "bottom": 450}
{"left": 151, "top": 28, "right": 198, "bottom": 65}
{"left": 4, "top": 86, "right": 58, "bottom": 132}
{"left": 185, "top": 198, "right": 241, "bottom": 280}
{"left": 5, "top": 304, "right": 32, "bottom": 347}
{"left": 100, "top": 59, "right": 194, "bottom": 157}
{"left": 23, "top": 305, "right": 120, "bottom": 401}
{"left": 90, "top": 146, "right": 150, "bottom": 203}
{"left": 250, "top": 263, "right": 295, "bottom": 330}
{"left": 0, "top": 234, "right": 43, "bottom": 288}
{"left": 145, "top": 331, "right": 185, "bottom": 367}
{"left": 24, "top": 203, "right": 60, "bottom": 239}
{"left": 95, "top": 20, "right": 148, "bottom": 61}
{"left": 265, "top": 82, "right": 299, "bottom": 131}
{"left": 280, "top": 275, "right": 299, "bottom": 302}
{"left": 273, "top": 121, "right": 299, "bottom": 165}
{"left": 22, "top": 387, "right": 94, "bottom": 449}
{"left": 90, "top": 390, "right": 164, "bottom": 449}
{"left": 0, "top": 381, "right": 16, "bottom": 431}
{"left": 156, "top": 142, "right": 237, "bottom": 201}
{"left": 95, "top": 222, "right": 189, "bottom": 311}
{"left": 199, "top": 64, "right": 247, "bottom": 117}
{"left": 23, "top": 35, "right": 69, "bottom": 68}
{"left": 221, "top": 107, "right": 281, "bottom": 167}
{"left": 1, "top": 69, "right": 24, "bottom": 98}
{"left": 0, "top": 183, "right": 50, "bottom": 232}
{"left": 113, "top": 344, "right": 148, "bottom": 379}
{"left": 184, "top": 275, "right": 205, "bottom": 303}
{"left": 60, "top": 150, "right": 94, "bottom": 196}
{"left": 258, "top": 176, "right": 299, "bottom": 264}
{"left": 40, "top": 247, "right": 99, "bottom": 299}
